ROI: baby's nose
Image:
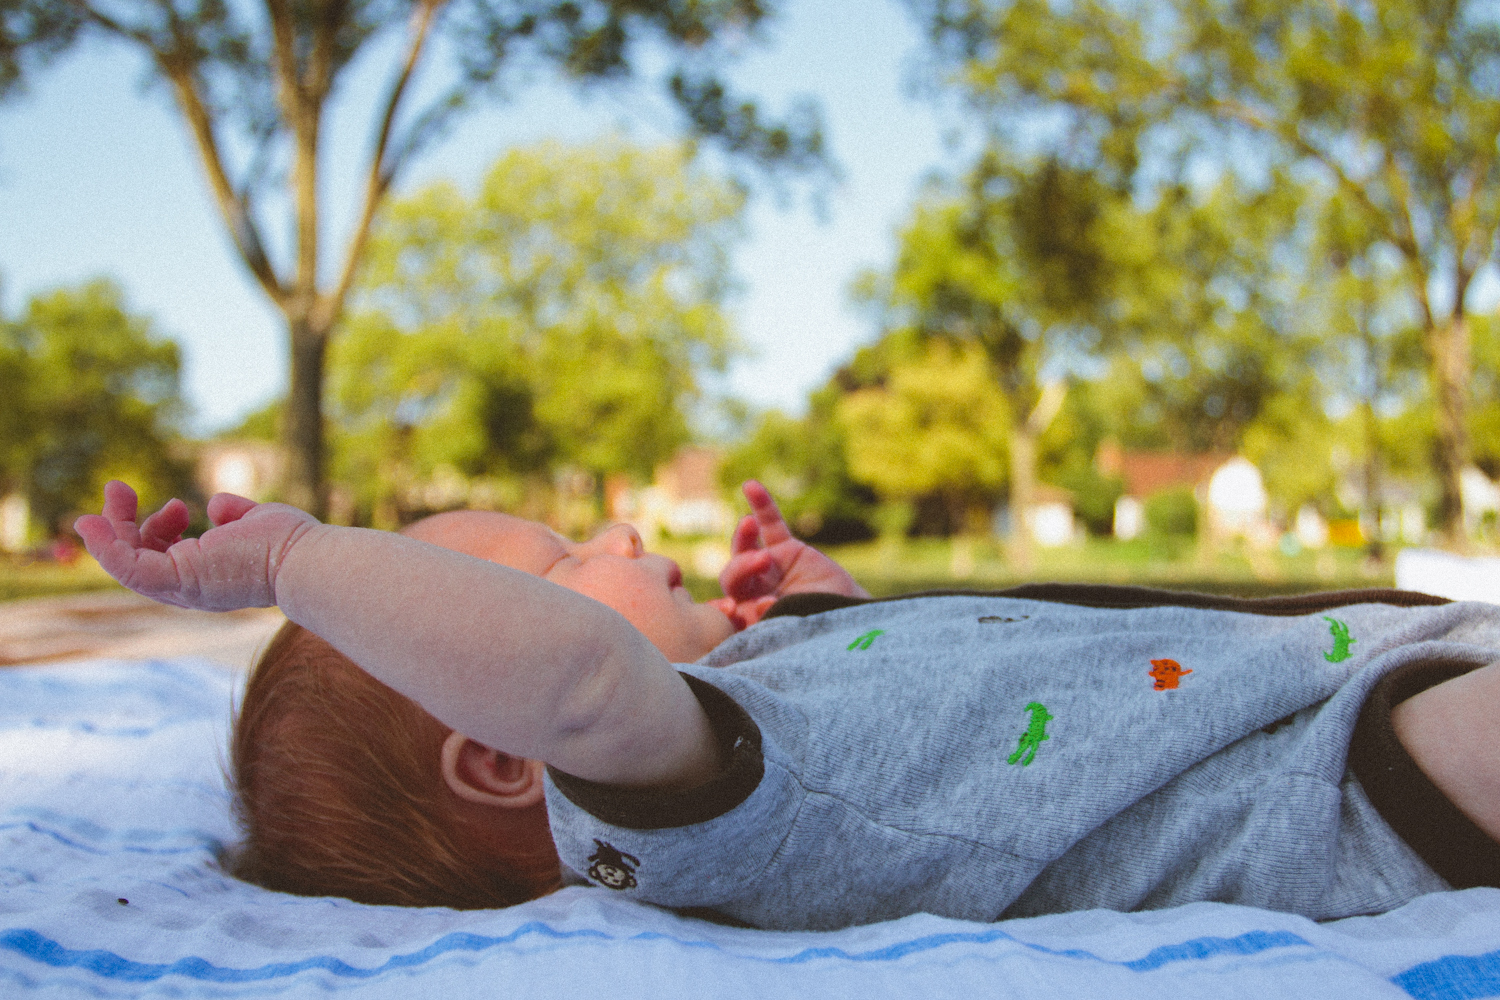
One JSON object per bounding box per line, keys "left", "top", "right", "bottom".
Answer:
{"left": 600, "top": 523, "right": 643, "bottom": 557}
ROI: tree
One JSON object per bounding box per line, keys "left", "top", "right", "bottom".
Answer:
{"left": 1473, "top": 313, "right": 1500, "bottom": 480}
{"left": 718, "top": 398, "right": 875, "bottom": 543}
{"left": 915, "top": 0, "right": 1500, "bottom": 544}
{"left": 0, "top": 280, "right": 192, "bottom": 536}
{"left": 4, "top": 0, "right": 824, "bottom": 515}
{"left": 836, "top": 336, "right": 1010, "bottom": 535}
{"left": 863, "top": 168, "right": 1086, "bottom": 567}
{"left": 329, "top": 140, "right": 742, "bottom": 524}
{"left": 1298, "top": 191, "right": 1429, "bottom": 549}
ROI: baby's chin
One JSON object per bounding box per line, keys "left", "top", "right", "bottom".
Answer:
{"left": 703, "top": 596, "right": 750, "bottom": 633}
{"left": 701, "top": 601, "right": 738, "bottom": 644}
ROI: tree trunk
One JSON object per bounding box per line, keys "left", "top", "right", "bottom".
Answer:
{"left": 283, "top": 318, "right": 328, "bottom": 518}
{"left": 1429, "top": 314, "right": 1471, "bottom": 548}
{"left": 1360, "top": 289, "right": 1383, "bottom": 561}
{"left": 1362, "top": 397, "right": 1384, "bottom": 560}
{"left": 1008, "top": 425, "right": 1036, "bottom": 573}
{"left": 1005, "top": 381, "right": 1065, "bottom": 573}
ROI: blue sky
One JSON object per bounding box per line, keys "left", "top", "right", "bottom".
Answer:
{"left": 0, "top": 0, "right": 969, "bottom": 435}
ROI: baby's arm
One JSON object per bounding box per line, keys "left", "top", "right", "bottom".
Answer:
{"left": 714, "top": 480, "right": 870, "bottom": 628}
{"left": 1391, "top": 660, "right": 1500, "bottom": 845}
{"left": 76, "top": 482, "right": 719, "bottom": 790}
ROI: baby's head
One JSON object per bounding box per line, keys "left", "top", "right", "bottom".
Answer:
{"left": 227, "top": 511, "right": 734, "bottom": 908}
{"left": 401, "top": 511, "right": 734, "bottom": 662}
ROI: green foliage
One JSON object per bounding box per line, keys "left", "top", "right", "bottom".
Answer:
{"left": 0, "top": 280, "right": 192, "bottom": 535}
{"left": 1240, "top": 390, "right": 1338, "bottom": 518}
{"left": 1034, "top": 379, "right": 1121, "bottom": 534}
{"left": 220, "top": 399, "right": 282, "bottom": 442}
{"left": 6, "top": 0, "right": 827, "bottom": 515}
{"left": 1073, "top": 177, "right": 1316, "bottom": 454}
{"left": 331, "top": 140, "right": 744, "bottom": 523}
{"left": 719, "top": 388, "right": 875, "bottom": 543}
{"left": 1471, "top": 314, "right": 1500, "bottom": 479}
{"left": 0, "top": 0, "right": 80, "bottom": 97}
{"left": 862, "top": 124, "right": 1319, "bottom": 539}
{"left": 1144, "top": 486, "right": 1198, "bottom": 539}
{"left": 836, "top": 339, "right": 1010, "bottom": 515}
{"left": 913, "top": 0, "right": 1500, "bottom": 537}
{"left": 1051, "top": 460, "right": 1123, "bottom": 536}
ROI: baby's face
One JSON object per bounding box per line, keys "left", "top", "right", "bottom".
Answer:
{"left": 404, "top": 511, "right": 734, "bottom": 663}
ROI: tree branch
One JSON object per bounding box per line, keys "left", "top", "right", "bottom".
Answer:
{"left": 263, "top": 0, "right": 302, "bottom": 116}
{"left": 1453, "top": 156, "right": 1500, "bottom": 287}
{"left": 161, "top": 63, "right": 286, "bottom": 304}
{"left": 60, "top": 1, "right": 287, "bottom": 304}
{"left": 323, "top": 0, "right": 443, "bottom": 326}
{"left": 61, "top": 0, "right": 153, "bottom": 47}
{"left": 306, "top": 0, "right": 338, "bottom": 102}
{"left": 262, "top": 0, "right": 323, "bottom": 310}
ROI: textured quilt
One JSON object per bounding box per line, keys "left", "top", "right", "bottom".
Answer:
{"left": 3, "top": 656, "right": 1499, "bottom": 999}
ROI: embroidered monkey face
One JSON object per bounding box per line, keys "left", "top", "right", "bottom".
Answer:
{"left": 587, "top": 839, "right": 640, "bottom": 890}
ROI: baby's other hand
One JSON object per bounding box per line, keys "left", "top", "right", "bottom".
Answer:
{"left": 713, "top": 481, "right": 869, "bottom": 629}
{"left": 74, "top": 480, "right": 320, "bottom": 612}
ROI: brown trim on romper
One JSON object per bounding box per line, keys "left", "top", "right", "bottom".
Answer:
{"left": 762, "top": 584, "right": 1453, "bottom": 620}
{"left": 1349, "top": 659, "right": 1500, "bottom": 889}
{"left": 766, "top": 584, "right": 1500, "bottom": 889}
{"left": 547, "top": 673, "right": 764, "bottom": 831}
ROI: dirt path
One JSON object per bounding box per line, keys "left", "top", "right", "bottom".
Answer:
{"left": 0, "top": 590, "right": 284, "bottom": 670}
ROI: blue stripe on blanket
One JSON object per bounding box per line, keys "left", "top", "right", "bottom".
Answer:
{"left": 0, "top": 818, "right": 220, "bottom": 856}
{"left": 0, "top": 924, "right": 1314, "bottom": 984}
{"left": 1393, "top": 949, "right": 1500, "bottom": 1000}
{"left": 0, "top": 659, "right": 236, "bottom": 735}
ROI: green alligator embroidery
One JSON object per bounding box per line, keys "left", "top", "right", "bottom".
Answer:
{"left": 1007, "top": 702, "right": 1053, "bottom": 766}
{"left": 1323, "top": 616, "right": 1356, "bottom": 663}
{"left": 848, "top": 629, "right": 885, "bottom": 651}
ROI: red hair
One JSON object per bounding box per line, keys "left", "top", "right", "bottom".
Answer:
{"left": 226, "top": 621, "right": 561, "bottom": 908}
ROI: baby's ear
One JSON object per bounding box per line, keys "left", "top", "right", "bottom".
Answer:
{"left": 440, "top": 733, "right": 547, "bottom": 809}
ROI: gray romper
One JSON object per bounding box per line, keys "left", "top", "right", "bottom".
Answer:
{"left": 544, "top": 590, "right": 1500, "bottom": 931}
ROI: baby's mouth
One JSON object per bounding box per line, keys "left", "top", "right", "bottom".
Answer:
{"left": 667, "top": 562, "right": 684, "bottom": 589}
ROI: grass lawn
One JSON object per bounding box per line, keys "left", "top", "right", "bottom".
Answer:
{"left": 0, "top": 534, "right": 1395, "bottom": 607}
{"left": 674, "top": 535, "right": 1396, "bottom": 602}
{"left": 0, "top": 557, "right": 123, "bottom": 603}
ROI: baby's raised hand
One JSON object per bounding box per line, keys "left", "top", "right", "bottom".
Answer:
{"left": 74, "top": 480, "right": 319, "bottom": 612}
{"left": 712, "top": 481, "right": 869, "bottom": 629}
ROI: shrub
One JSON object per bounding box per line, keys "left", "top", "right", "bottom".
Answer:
{"left": 1145, "top": 486, "right": 1199, "bottom": 538}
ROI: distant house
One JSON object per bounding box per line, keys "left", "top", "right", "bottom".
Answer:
{"left": 197, "top": 441, "right": 285, "bottom": 503}
{"left": 1025, "top": 483, "right": 1078, "bottom": 547}
{"left": 610, "top": 446, "right": 734, "bottom": 540}
{"left": 1462, "top": 466, "right": 1500, "bottom": 533}
{"left": 1, "top": 494, "right": 29, "bottom": 551}
{"left": 1096, "top": 441, "right": 1269, "bottom": 542}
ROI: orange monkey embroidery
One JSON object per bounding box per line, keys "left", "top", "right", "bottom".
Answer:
{"left": 1149, "top": 658, "right": 1192, "bottom": 691}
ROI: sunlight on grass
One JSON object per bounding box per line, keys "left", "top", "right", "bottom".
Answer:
{"left": 0, "top": 558, "right": 122, "bottom": 602}
{"left": 676, "top": 537, "right": 1395, "bottom": 602}
{"left": 3, "top": 537, "right": 1394, "bottom": 607}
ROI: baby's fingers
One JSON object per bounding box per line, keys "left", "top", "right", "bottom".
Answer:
{"left": 742, "top": 480, "right": 792, "bottom": 546}
{"left": 736, "top": 595, "right": 779, "bottom": 629}
{"left": 720, "top": 548, "right": 779, "bottom": 601}
{"left": 73, "top": 514, "right": 121, "bottom": 556}
{"left": 139, "top": 498, "right": 191, "bottom": 552}
{"left": 207, "top": 492, "right": 257, "bottom": 526}
{"left": 73, "top": 517, "right": 192, "bottom": 607}
{"left": 99, "top": 480, "right": 142, "bottom": 545}
{"left": 729, "top": 514, "right": 761, "bottom": 555}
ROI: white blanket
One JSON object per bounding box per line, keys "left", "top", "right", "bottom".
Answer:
{"left": 3, "top": 657, "right": 1499, "bottom": 999}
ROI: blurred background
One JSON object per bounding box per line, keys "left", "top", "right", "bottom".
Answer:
{"left": 5, "top": 0, "right": 1500, "bottom": 613}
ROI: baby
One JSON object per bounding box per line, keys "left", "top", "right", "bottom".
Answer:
{"left": 77, "top": 481, "right": 1500, "bottom": 929}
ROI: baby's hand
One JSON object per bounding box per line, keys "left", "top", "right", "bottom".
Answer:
{"left": 710, "top": 481, "right": 869, "bottom": 629}
{"left": 74, "top": 480, "right": 320, "bottom": 612}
